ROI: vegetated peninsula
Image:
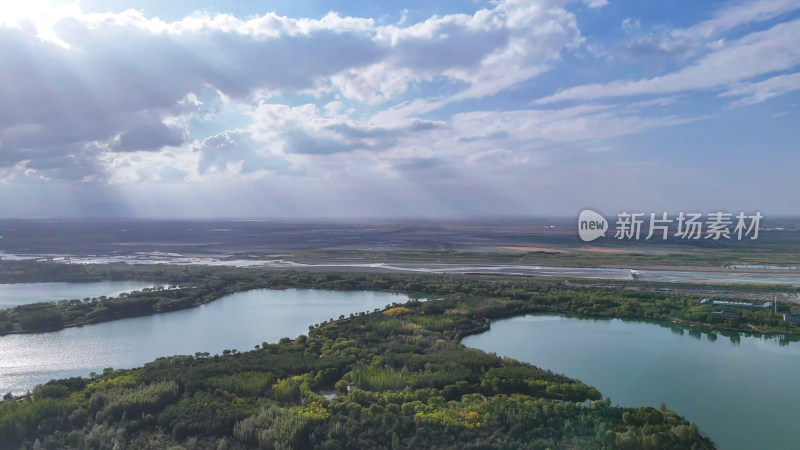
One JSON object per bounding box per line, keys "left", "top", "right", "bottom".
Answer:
{"left": 0, "top": 283, "right": 713, "bottom": 449}
{"left": 1, "top": 262, "right": 798, "bottom": 337}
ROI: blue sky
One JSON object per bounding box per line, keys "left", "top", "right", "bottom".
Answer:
{"left": 0, "top": 0, "right": 798, "bottom": 218}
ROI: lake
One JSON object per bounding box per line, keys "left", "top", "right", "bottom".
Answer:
{"left": 0, "top": 289, "right": 413, "bottom": 395}
{"left": 462, "top": 314, "right": 800, "bottom": 450}
{"left": 0, "top": 281, "right": 165, "bottom": 308}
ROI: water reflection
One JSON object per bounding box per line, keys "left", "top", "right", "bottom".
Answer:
{"left": 0, "top": 289, "right": 414, "bottom": 395}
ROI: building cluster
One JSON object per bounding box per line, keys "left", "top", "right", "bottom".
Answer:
{"left": 783, "top": 313, "right": 800, "bottom": 326}
{"left": 699, "top": 298, "right": 800, "bottom": 326}
{"left": 700, "top": 298, "right": 774, "bottom": 322}
{"left": 699, "top": 298, "right": 773, "bottom": 310}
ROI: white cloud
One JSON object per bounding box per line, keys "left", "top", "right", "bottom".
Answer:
{"left": 194, "top": 129, "right": 293, "bottom": 175}
{"left": 246, "top": 102, "right": 448, "bottom": 160}
{"left": 537, "top": 19, "right": 800, "bottom": 103}
{"left": 0, "top": 1, "right": 590, "bottom": 181}
{"left": 621, "top": 18, "right": 640, "bottom": 33}
{"left": 329, "top": 63, "right": 418, "bottom": 104}
{"left": 721, "top": 72, "right": 800, "bottom": 105}
{"left": 332, "top": 0, "right": 584, "bottom": 109}
{"left": 452, "top": 103, "right": 699, "bottom": 144}
{"left": 2, "top": 0, "right": 797, "bottom": 218}
{"left": 583, "top": 0, "right": 609, "bottom": 8}
{"left": 620, "top": 0, "right": 800, "bottom": 58}
{"left": 678, "top": 0, "right": 800, "bottom": 39}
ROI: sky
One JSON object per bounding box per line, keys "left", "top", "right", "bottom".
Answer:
{"left": 0, "top": 0, "right": 798, "bottom": 218}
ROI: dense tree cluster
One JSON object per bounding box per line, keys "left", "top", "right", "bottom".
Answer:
{"left": 0, "top": 268, "right": 716, "bottom": 449}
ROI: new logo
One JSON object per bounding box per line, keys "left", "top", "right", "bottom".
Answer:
{"left": 578, "top": 209, "right": 607, "bottom": 242}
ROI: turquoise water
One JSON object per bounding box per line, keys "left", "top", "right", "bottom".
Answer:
{"left": 462, "top": 314, "right": 800, "bottom": 450}
{"left": 0, "top": 281, "right": 165, "bottom": 308}
{"left": 0, "top": 289, "right": 412, "bottom": 395}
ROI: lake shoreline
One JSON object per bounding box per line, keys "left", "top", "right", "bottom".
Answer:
{"left": 5, "top": 294, "right": 792, "bottom": 346}
{"left": 457, "top": 307, "right": 800, "bottom": 343}
{"left": 9, "top": 298, "right": 796, "bottom": 340}
{"left": 0, "top": 283, "right": 713, "bottom": 449}
{"left": 3, "top": 267, "right": 799, "bottom": 338}
{"left": 0, "top": 288, "right": 417, "bottom": 396}
{"left": 462, "top": 312, "right": 800, "bottom": 450}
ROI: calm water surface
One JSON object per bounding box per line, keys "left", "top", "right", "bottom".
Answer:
{"left": 0, "top": 281, "right": 164, "bottom": 308}
{"left": 462, "top": 314, "right": 800, "bottom": 450}
{"left": 0, "top": 289, "right": 412, "bottom": 395}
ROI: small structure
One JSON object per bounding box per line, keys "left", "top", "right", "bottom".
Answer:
{"left": 783, "top": 313, "right": 800, "bottom": 326}
{"left": 711, "top": 309, "right": 740, "bottom": 321}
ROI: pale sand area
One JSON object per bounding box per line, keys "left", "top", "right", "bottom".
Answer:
{"left": 502, "top": 246, "right": 642, "bottom": 254}
{"left": 502, "top": 246, "right": 566, "bottom": 253}
{"left": 575, "top": 248, "right": 643, "bottom": 254}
